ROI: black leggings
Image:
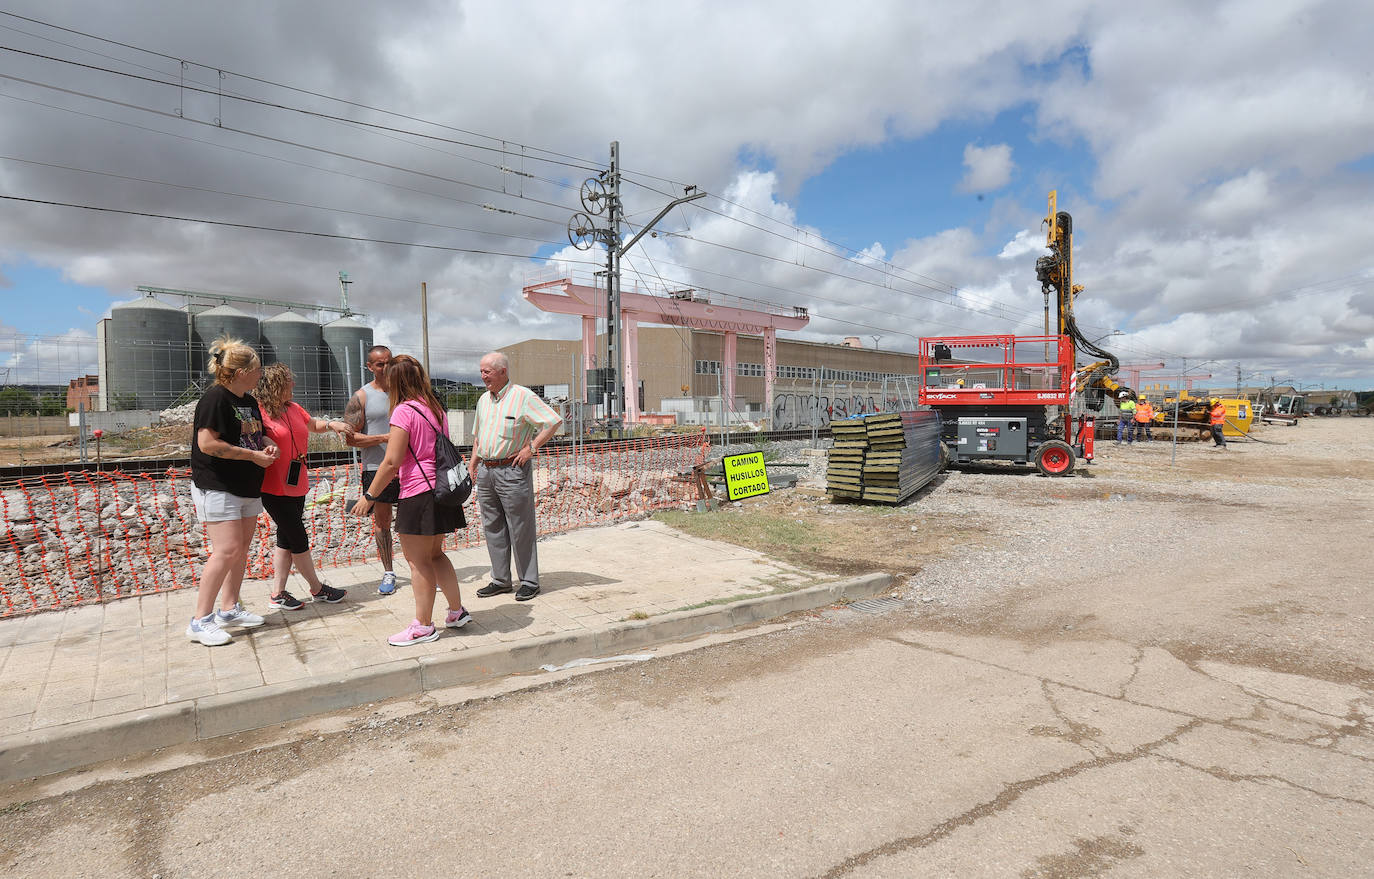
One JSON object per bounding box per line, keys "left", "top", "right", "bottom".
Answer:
{"left": 261, "top": 493, "right": 310, "bottom": 554}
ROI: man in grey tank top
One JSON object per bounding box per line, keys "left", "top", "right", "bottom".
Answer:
{"left": 344, "top": 345, "right": 401, "bottom": 594}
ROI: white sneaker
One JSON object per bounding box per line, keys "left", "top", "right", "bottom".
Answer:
{"left": 187, "top": 614, "right": 232, "bottom": 646}
{"left": 215, "top": 602, "right": 265, "bottom": 628}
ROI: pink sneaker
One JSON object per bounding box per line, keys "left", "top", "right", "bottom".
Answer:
{"left": 445, "top": 607, "right": 471, "bottom": 629}
{"left": 388, "top": 619, "right": 439, "bottom": 646}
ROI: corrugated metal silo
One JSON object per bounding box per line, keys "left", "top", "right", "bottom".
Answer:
{"left": 192, "top": 304, "right": 261, "bottom": 385}
{"left": 107, "top": 294, "right": 191, "bottom": 411}
{"left": 321, "top": 315, "right": 374, "bottom": 414}
{"left": 261, "top": 311, "right": 324, "bottom": 414}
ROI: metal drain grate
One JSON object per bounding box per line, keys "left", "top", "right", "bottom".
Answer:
{"left": 847, "top": 597, "right": 908, "bottom": 615}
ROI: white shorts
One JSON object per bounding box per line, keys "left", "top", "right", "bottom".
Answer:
{"left": 191, "top": 484, "right": 264, "bottom": 523}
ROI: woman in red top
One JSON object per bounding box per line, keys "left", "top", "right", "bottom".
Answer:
{"left": 254, "top": 363, "right": 355, "bottom": 610}
{"left": 350, "top": 355, "right": 469, "bottom": 646}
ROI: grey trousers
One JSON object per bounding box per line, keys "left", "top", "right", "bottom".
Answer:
{"left": 475, "top": 461, "right": 539, "bottom": 587}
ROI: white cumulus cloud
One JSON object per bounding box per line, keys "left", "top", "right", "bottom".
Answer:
{"left": 957, "top": 143, "right": 1015, "bottom": 194}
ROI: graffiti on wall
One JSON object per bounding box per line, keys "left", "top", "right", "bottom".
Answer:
{"left": 772, "top": 393, "right": 917, "bottom": 429}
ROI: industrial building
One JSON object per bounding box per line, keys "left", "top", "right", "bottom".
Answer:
{"left": 501, "top": 329, "right": 921, "bottom": 430}
{"left": 96, "top": 290, "right": 373, "bottom": 414}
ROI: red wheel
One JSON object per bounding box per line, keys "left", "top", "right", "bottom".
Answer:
{"left": 1035, "top": 440, "right": 1075, "bottom": 477}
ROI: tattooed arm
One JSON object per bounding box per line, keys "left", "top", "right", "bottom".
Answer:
{"left": 343, "top": 389, "right": 388, "bottom": 448}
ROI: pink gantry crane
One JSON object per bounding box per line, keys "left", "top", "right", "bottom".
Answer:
{"left": 522, "top": 270, "right": 810, "bottom": 423}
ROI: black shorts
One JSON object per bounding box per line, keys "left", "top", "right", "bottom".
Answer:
{"left": 395, "top": 491, "right": 465, "bottom": 536}
{"left": 361, "top": 469, "right": 401, "bottom": 504}
{"left": 261, "top": 493, "right": 309, "bottom": 554}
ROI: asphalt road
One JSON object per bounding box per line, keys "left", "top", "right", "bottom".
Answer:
{"left": 2, "top": 599, "right": 1369, "bottom": 878}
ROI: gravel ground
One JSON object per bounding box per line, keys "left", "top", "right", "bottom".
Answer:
{"left": 740, "top": 420, "right": 1373, "bottom": 628}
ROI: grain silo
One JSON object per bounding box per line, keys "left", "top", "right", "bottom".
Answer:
{"left": 106, "top": 294, "right": 191, "bottom": 410}
{"left": 261, "top": 311, "right": 324, "bottom": 413}
{"left": 321, "top": 315, "right": 374, "bottom": 413}
{"left": 192, "top": 304, "right": 260, "bottom": 383}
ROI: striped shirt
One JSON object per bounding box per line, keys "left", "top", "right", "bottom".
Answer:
{"left": 473, "top": 382, "right": 562, "bottom": 459}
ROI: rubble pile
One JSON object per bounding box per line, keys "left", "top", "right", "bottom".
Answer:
{"left": 159, "top": 402, "right": 198, "bottom": 424}
{"left": 2, "top": 484, "right": 207, "bottom": 613}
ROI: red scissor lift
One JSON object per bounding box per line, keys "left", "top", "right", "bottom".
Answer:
{"left": 917, "top": 333, "right": 1094, "bottom": 476}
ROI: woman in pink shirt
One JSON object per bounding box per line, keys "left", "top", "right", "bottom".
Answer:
{"left": 254, "top": 363, "right": 354, "bottom": 610}
{"left": 351, "top": 355, "right": 469, "bottom": 646}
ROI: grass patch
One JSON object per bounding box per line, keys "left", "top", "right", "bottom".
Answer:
{"left": 0, "top": 801, "right": 31, "bottom": 814}
{"left": 655, "top": 509, "right": 824, "bottom": 555}
{"left": 655, "top": 503, "right": 930, "bottom": 577}
{"left": 626, "top": 610, "right": 650, "bottom": 621}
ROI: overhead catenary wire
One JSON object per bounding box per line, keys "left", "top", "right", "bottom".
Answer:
{"left": 620, "top": 172, "right": 965, "bottom": 299}
{"left": 0, "top": 153, "right": 572, "bottom": 249}
{"left": 0, "top": 41, "right": 599, "bottom": 202}
{"left": 0, "top": 20, "right": 596, "bottom": 212}
{"left": 0, "top": 63, "right": 583, "bottom": 221}
{"left": 618, "top": 171, "right": 1057, "bottom": 329}
{"left": 618, "top": 177, "right": 1041, "bottom": 327}
{"left": 0, "top": 193, "right": 604, "bottom": 266}
{"left": 0, "top": 87, "right": 573, "bottom": 230}
{"left": 624, "top": 217, "right": 1033, "bottom": 326}
{"left": 0, "top": 19, "right": 605, "bottom": 175}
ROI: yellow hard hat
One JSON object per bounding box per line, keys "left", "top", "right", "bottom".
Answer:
{"left": 1210, "top": 398, "right": 1220, "bottom": 405}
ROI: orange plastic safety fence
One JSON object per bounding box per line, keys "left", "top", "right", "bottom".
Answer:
{"left": 1, "top": 432, "right": 709, "bottom": 617}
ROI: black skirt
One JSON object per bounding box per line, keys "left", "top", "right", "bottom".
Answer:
{"left": 395, "top": 491, "right": 465, "bottom": 536}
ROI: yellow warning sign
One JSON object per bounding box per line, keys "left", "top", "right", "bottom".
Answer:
{"left": 722, "top": 451, "right": 770, "bottom": 501}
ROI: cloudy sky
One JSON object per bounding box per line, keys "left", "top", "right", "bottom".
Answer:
{"left": 2, "top": 0, "right": 1372, "bottom": 393}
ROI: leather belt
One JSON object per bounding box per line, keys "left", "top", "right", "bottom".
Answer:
{"left": 481, "top": 456, "right": 522, "bottom": 467}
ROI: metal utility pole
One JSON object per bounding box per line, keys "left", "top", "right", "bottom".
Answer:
{"left": 420, "top": 282, "right": 431, "bottom": 376}
{"left": 567, "top": 141, "right": 706, "bottom": 436}
{"left": 606, "top": 141, "right": 621, "bottom": 432}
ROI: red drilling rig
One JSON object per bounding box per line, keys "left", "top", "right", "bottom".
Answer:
{"left": 917, "top": 192, "right": 1132, "bottom": 476}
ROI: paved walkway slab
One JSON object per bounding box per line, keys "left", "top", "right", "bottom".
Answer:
{"left": 0, "top": 519, "right": 890, "bottom": 781}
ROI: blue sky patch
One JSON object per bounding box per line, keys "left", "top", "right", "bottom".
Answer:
{"left": 1, "top": 262, "right": 118, "bottom": 336}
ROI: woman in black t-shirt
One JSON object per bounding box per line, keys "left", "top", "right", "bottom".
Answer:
{"left": 186, "top": 336, "right": 279, "bottom": 647}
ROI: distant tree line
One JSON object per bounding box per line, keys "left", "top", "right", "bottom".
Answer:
{"left": 433, "top": 378, "right": 482, "bottom": 410}
{"left": 0, "top": 388, "right": 69, "bottom": 416}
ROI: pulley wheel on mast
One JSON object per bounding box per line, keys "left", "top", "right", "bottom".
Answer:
{"left": 568, "top": 212, "right": 597, "bottom": 250}
{"left": 580, "top": 177, "right": 609, "bottom": 215}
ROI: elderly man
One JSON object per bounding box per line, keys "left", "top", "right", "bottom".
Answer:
{"left": 470, "top": 352, "right": 564, "bottom": 601}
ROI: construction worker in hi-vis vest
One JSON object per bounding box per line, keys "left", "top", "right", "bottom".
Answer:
{"left": 1133, "top": 397, "right": 1154, "bottom": 442}
{"left": 1117, "top": 396, "right": 1136, "bottom": 444}
{"left": 1209, "top": 399, "right": 1227, "bottom": 448}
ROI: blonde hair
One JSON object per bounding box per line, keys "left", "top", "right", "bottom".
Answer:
{"left": 207, "top": 336, "right": 260, "bottom": 387}
{"left": 253, "top": 362, "right": 295, "bottom": 417}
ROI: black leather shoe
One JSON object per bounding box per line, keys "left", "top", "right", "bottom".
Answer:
{"left": 476, "top": 582, "right": 513, "bottom": 598}
{"left": 514, "top": 583, "right": 541, "bottom": 601}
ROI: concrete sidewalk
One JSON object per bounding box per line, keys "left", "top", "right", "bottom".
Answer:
{"left": 0, "top": 519, "right": 890, "bottom": 782}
